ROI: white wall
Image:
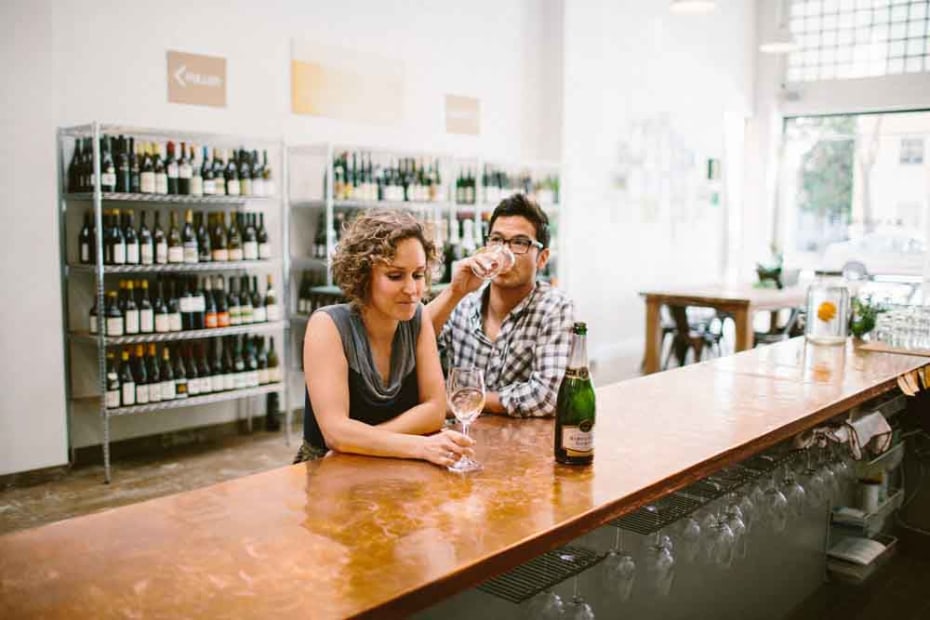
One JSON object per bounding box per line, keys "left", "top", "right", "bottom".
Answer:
{"left": 560, "top": 0, "right": 757, "bottom": 363}
{"left": 0, "top": 0, "right": 561, "bottom": 475}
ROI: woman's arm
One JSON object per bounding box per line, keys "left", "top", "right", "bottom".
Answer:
{"left": 305, "top": 311, "right": 470, "bottom": 465}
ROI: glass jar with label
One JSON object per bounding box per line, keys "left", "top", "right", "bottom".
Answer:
{"left": 805, "top": 271, "right": 849, "bottom": 345}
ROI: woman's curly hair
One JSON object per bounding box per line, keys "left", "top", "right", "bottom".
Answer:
{"left": 331, "top": 210, "right": 440, "bottom": 306}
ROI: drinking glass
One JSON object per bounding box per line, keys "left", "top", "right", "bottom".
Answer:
{"left": 643, "top": 505, "right": 675, "bottom": 596}
{"left": 525, "top": 590, "right": 565, "bottom": 619}
{"left": 446, "top": 367, "right": 485, "bottom": 473}
{"left": 470, "top": 244, "right": 516, "bottom": 280}
{"left": 602, "top": 528, "right": 636, "bottom": 601}
{"left": 761, "top": 471, "right": 789, "bottom": 533}
{"left": 566, "top": 576, "right": 595, "bottom": 620}
{"left": 780, "top": 464, "right": 807, "bottom": 519}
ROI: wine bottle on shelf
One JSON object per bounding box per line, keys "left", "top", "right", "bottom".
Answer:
{"left": 167, "top": 280, "right": 182, "bottom": 332}
{"left": 138, "top": 279, "right": 154, "bottom": 334}
{"left": 257, "top": 213, "right": 270, "bottom": 259}
{"left": 179, "top": 278, "right": 194, "bottom": 332}
{"left": 227, "top": 277, "right": 241, "bottom": 326}
{"left": 165, "top": 141, "right": 179, "bottom": 195}
{"left": 117, "top": 280, "right": 128, "bottom": 315}
{"left": 227, "top": 212, "right": 243, "bottom": 262}
{"left": 139, "top": 211, "right": 153, "bottom": 265}
{"left": 116, "top": 136, "right": 131, "bottom": 193}
{"left": 81, "top": 137, "right": 94, "bottom": 192}
{"left": 222, "top": 338, "right": 236, "bottom": 391}
{"left": 256, "top": 336, "right": 269, "bottom": 385}
{"left": 140, "top": 143, "right": 155, "bottom": 194}
{"left": 129, "top": 137, "right": 140, "bottom": 194}
{"left": 181, "top": 209, "right": 198, "bottom": 264}
{"left": 210, "top": 340, "right": 225, "bottom": 393}
{"left": 79, "top": 211, "right": 94, "bottom": 264}
{"left": 262, "top": 150, "right": 275, "bottom": 197}
{"left": 214, "top": 276, "right": 230, "bottom": 327}
{"left": 124, "top": 280, "right": 139, "bottom": 335}
{"left": 186, "top": 344, "right": 200, "bottom": 397}
{"left": 133, "top": 344, "right": 149, "bottom": 405}
{"left": 225, "top": 149, "right": 240, "bottom": 196}
{"left": 146, "top": 343, "right": 162, "bottom": 404}
{"left": 239, "top": 275, "right": 254, "bottom": 324}
{"left": 238, "top": 148, "right": 252, "bottom": 197}
{"left": 243, "top": 337, "right": 259, "bottom": 388}
{"left": 160, "top": 346, "right": 176, "bottom": 401}
{"left": 119, "top": 349, "right": 136, "bottom": 407}
{"left": 153, "top": 211, "right": 168, "bottom": 265}
{"left": 108, "top": 209, "right": 126, "bottom": 265}
{"left": 194, "top": 212, "right": 210, "bottom": 263}
{"left": 212, "top": 148, "right": 226, "bottom": 197}
{"left": 88, "top": 293, "right": 99, "bottom": 334}
{"left": 204, "top": 278, "right": 218, "bottom": 329}
{"left": 232, "top": 337, "right": 246, "bottom": 389}
{"left": 173, "top": 345, "right": 188, "bottom": 398}
{"left": 68, "top": 139, "right": 83, "bottom": 193}
{"left": 251, "top": 275, "right": 265, "bottom": 323}
{"left": 202, "top": 146, "right": 215, "bottom": 196}
{"left": 190, "top": 277, "right": 206, "bottom": 330}
{"left": 211, "top": 212, "right": 228, "bottom": 262}
{"left": 105, "top": 351, "right": 120, "bottom": 409}
{"left": 313, "top": 213, "right": 327, "bottom": 259}
{"left": 153, "top": 280, "right": 170, "bottom": 334}
{"left": 177, "top": 141, "right": 191, "bottom": 195}
{"left": 100, "top": 136, "right": 116, "bottom": 192}
{"left": 167, "top": 211, "right": 183, "bottom": 264}
{"left": 264, "top": 274, "right": 279, "bottom": 321}
{"left": 153, "top": 142, "right": 168, "bottom": 195}
{"left": 123, "top": 210, "right": 140, "bottom": 265}
{"left": 189, "top": 144, "right": 203, "bottom": 197}
{"left": 251, "top": 150, "right": 264, "bottom": 197}
{"left": 242, "top": 213, "right": 258, "bottom": 261}
{"left": 198, "top": 344, "right": 213, "bottom": 395}
{"left": 267, "top": 336, "right": 281, "bottom": 383}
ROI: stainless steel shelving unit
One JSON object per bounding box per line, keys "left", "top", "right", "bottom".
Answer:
{"left": 58, "top": 121, "right": 291, "bottom": 483}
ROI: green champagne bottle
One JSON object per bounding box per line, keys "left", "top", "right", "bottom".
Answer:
{"left": 554, "top": 322, "right": 595, "bottom": 465}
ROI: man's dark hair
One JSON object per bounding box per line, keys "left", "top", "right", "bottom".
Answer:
{"left": 487, "top": 194, "right": 550, "bottom": 249}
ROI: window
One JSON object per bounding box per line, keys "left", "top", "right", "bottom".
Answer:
{"left": 787, "top": 0, "right": 930, "bottom": 82}
{"left": 900, "top": 136, "right": 925, "bottom": 163}
{"left": 778, "top": 110, "right": 930, "bottom": 276}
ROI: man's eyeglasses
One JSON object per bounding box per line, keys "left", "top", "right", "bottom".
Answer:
{"left": 486, "top": 234, "right": 543, "bottom": 255}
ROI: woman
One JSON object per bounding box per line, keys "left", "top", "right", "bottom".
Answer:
{"left": 295, "top": 210, "right": 473, "bottom": 467}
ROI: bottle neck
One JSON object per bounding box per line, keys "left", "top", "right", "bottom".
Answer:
{"left": 567, "top": 333, "right": 588, "bottom": 370}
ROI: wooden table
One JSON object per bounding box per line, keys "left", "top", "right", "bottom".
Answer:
{"left": 640, "top": 284, "right": 807, "bottom": 374}
{"left": 0, "top": 339, "right": 923, "bottom": 619}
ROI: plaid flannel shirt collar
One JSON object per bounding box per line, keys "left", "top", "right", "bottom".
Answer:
{"left": 466, "top": 282, "right": 542, "bottom": 339}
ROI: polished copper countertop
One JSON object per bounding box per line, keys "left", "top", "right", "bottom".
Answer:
{"left": 0, "top": 339, "right": 923, "bottom": 619}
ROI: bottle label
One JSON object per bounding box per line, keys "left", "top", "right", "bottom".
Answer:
{"left": 140, "top": 243, "right": 154, "bottom": 264}
{"left": 203, "top": 179, "right": 215, "bottom": 195}
{"left": 89, "top": 314, "right": 98, "bottom": 334}
{"left": 183, "top": 244, "right": 198, "bottom": 264}
{"left": 155, "top": 241, "right": 168, "bottom": 264}
{"left": 106, "top": 317, "right": 124, "bottom": 336}
{"left": 226, "top": 180, "right": 240, "bottom": 196}
{"left": 102, "top": 172, "right": 117, "bottom": 188}
{"left": 80, "top": 243, "right": 90, "bottom": 263}
{"left": 205, "top": 311, "right": 218, "bottom": 329}
{"left": 121, "top": 382, "right": 136, "bottom": 406}
{"left": 140, "top": 308, "right": 154, "bottom": 333}
{"left": 162, "top": 380, "right": 176, "bottom": 400}
{"left": 247, "top": 370, "right": 259, "bottom": 387}
{"left": 188, "top": 378, "right": 200, "bottom": 396}
{"left": 228, "top": 248, "right": 244, "bottom": 262}
{"left": 234, "top": 372, "right": 247, "bottom": 390}
{"left": 240, "top": 179, "right": 252, "bottom": 196}
{"left": 561, "top": 424, "right": 594, "bottom": 457}
{"left": 140, "top": 172, "right": 155, "bottom": 194}
{"left": 179, "top": 164, "right": 192, "bottom": 179}
{"left": 175, "top": 379, "right": 188, "bottom": 397}
{"left": 112, "top": 242, "right": 126, "bottom": 265}
{"left": 223, "top": 373, "right": 235, "bottom": 391}
{"left": 212, "top": 374, "right": 225, "bottom": 392}
{"left": 243, "top": 241, "right": 258, "bottom": 261}
{"left": 154, "top": 314, "right": 170, "bottom": 333}
{"left": 136, "top": 383, "right": 149, "bottom": 405}
{"left": 269, "top": 366, "right": 281, "bottom": 383}
{"left": 212, "top": 248, "right": 229, "bottom": 262}
{"left": 266, "top": 304, "right": 280, "bottom": 321}
{"left": 190, "top": 177, "right": 203, "bottom": 196}
{"left": 217, "top": 311, "right": 230, "bottom": 327}
{"left": 125, "top": 311, "right": 139, "bottom": 334}
{"left": 106, "top": 389, "right": 120, "bottom": 409}
{"left": 229, "top": 307, "right": 241, "bottom": 325}
{"left": 193, "top": 294, "right": 205, "bottom": 313}
{"left": 258, "top": 368, "right": 269, "bottom": 385}
{"left": 155, "top": 174, "right": 168, "bottom": 194}
{"left": 253, "top": 306, "right": 266, "bottom": 323}
{"left": 179, "top": 296, "right": 193, "bottom": 313}
{"left": 168, "top": 246, "right": 184, "bottom": 263}
{"left": 169, "top": 313, "right": 182, "bottom": 332}
{"left": 167, "top": 163, "right": 179, "bottom": 178}
{"left": 149, "top": 384, "right": 161, "bottom": 403}
{"left": 126, "top": 243, "right": 139, "bottom": 264}
{"left": 259, "top": 242, "right": 272, "bottom": 260}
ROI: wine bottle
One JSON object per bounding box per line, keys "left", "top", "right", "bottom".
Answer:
{"left": 133, "top": 344, "right": 149, "bottom": 405}
{"left": 167, "top": 280, "right": 182, "bottom": 332}
{"left": 204, "top": 277, "right": 218, "bottom": 329}
{"left": 177, "top": 141, "right": 191, "bottom": 195}
{"left": 267, "top": 336, "right": 281, "bottom": 383}
{"left": 116, "top": 135, "right": 131, "bottom": 193}
{"left": 257, "top": 213, "right": 271, "bottom": 259}
{"left": 129, "top": 137, "right": 140, "bottom": 194}
{"left": 88, "top": 292, "right": 99, "bottom": 334}
{"left": 167, "top": 210, "right": 183, "bottom": 264}
{"left": 138, "top": 279, "right": 154, "bottom": 333}
{"left": 202, "top": 146, "right": 215, "bottom": 196}
{"left": 105, "top": 351, "right": 120, "bottom": 409}
{"left": 314, "top": 213, "right": 327, "bottom": 259}
{"left": 190, "top": 277, "right": 206, "bottom": 330}
{"left": 210, "top": 339, "right": 225, "bottom": 393}
{"left": 180, "top": 278, "right": 194, "bottom": 332}
{"left": 212, "top": 148, "right": 226, "bottom": 197}
{"left": 173, "top": 345, "right": 188, "bottom": 398}
{"left": 214, "top": 276, "right": 230, "bottom": 327}
{"left": 68, "top": 139, "right": 83, "bottom": 193}
{"left": 225, "top": 149, "right": 240, "bottom": 196}
{"left": 239, "top": 275, "right": 253, "bottom": 324}
{"left": 119, "top": 349, "right": 136, "bottom": 407}
{"left": 251, "top": 150, "right": 264, "bottom": 197}
{"left": 197, "top": 343, "right": 213, "bottom": 395}
{"left": 195, "top": 212, "right": 211, "bottom": 263}
{"left": 227, "top": 277, "right": 241, "bottom": 326}
{"left": 105, "top": 290, "right": 123, "bottom": 337}
{"left": 256, "top": 336, "right": 269, "bottom": 385}
{"left": 123, "top": 210, "right": 140, "bottom": 265}
{"left": 211, "top": 212, "right": 229, "bottom": 262}
{"left": 153, "top": 280, "right": 170, "bottom": 334}
{"left": 243, "top": 336, "right": 259, "bottom": 387}
{"left": 186, "top": 345, "right": 200, "bottom": 397}
{"left": 251, "top": 275, "right": 265, "bottom": 323}
{"left": 238, "top": 148, "right": 252, "bottom": 197}
{"left": 189, "top": 144, "right": 203, "bottom": 197}
{"left": 160, "top": 346, "right": 176, "bottom": 401}
{"left": 100, "top": 136, "right": 116, "bottom": 192}
{"left": 124, "top": 280, "right": 139, "bottom": 335}
{"left": 262, "top": 149, "right": 275, "bottom": 197}
{"left": 81, "top": 138, "right": 94, "bottom": 192}
{"left": 108, "top": 209, "right": 126, "bottom": 265}
{"left": 153, "top": 142, "right": 168, "bottom": 195}
{"left": 232, "top": 336, "right": 246, "bottom": 390}
{"left": 264, "top": 274, "right": 279, "bottom": 321}
{"left": 554, "top": 322, "right": 595, "bottom": 465}
{"left": 139, "top": 211, "right": 154, "bottom": 265}
{"left": 147, "top": 343, "right": 162, "bottom": 403}
{"left": 227, "top": 212, "right": 243, "bottom": 261}
{"left": 79, "top": 211, "right": 94, "bottom": 264}
{"left": 242, "top": 213, "right": 258, "bottom": 261}
{"left": 165, "top": 141, "right": 179, "bottom": 195}
{"left": 140, "top": 143, "right": 156, "bottom": 194}
{"left": 222, "top": 338, "right": 236, "bottom": 391}
{"left": 181, "top": 209, "right": 198, "bottom": 264}
{"left": 153, "top": 211, "right": 168, "bottom": 265}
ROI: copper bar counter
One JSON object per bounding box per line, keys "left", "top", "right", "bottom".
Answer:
{"left": 0, "top": 339, "right": 923, "bottom": 619}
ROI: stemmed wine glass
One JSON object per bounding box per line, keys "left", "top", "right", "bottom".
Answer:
{"left": 643, "top": 505, "right": 675, "bottom": 596}
{"left": 524, "top": 590, "right": 565, "bottom": 619}
{"left": 602, "top": 528, "right": 636, "bottom": 601}
{"left": 565, "top": 575, "right": 595, "bottom": 620}
{"left": 446, "top": 367, "right": 485, "bottom": 473}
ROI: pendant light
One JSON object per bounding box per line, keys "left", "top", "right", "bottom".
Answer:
{"left": 760, "top": 0, "right": 800, "bottom": 53}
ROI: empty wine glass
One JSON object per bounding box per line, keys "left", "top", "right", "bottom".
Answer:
{"left": 703, "top": 515, "right": 736, "bottom": 568}
{"left": 470, "top": 244, "right": 515, "bottom": 280}
{"left": 798, "top": 449, "right": 828, "bottom": 507}
{"left": 566, "top": 576, "right": 595, "bottom": 620}
{"left": 643, "top": 505, "right": 675, "bottom": 596}
{"left": 761, "top": 471, "right": 789, "bottom": 533}
{"left": 780, "top": 464, "right": 807, "bottom": 519}
{"left": 446, "top": 367, "right": 485, "bottom": 473}
{"left": 602, "top": 528, "right": 636, "bottom": 601}
{"left": 722, "top": 507, "right": 747, "bottom": 561}
{"left": 676, "top": 513, "right": 702, "bottom": 563}
{"left": 525, "top": 590, "right": 565, "bottom": 619}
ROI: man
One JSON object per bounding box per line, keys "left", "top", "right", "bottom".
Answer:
{"left": 426, "top": 194, "right": 574, "bottom": 418}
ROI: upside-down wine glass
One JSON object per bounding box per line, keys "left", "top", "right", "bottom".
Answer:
{"left": 602, "top": 527, "right": 636, "bottom": 601}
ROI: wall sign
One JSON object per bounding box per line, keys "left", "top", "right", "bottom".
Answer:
{"left": 167, "top": 50, "right": 227, "bottom": 108}
{"left": 445, "top": 95, "right": 481, "bottom": 135}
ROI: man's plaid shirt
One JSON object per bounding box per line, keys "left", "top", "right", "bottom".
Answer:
{"left": 438, "top": 281, "right": 574, "bottom": 418}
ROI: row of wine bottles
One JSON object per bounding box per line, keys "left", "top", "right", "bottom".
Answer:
{"left": 79, "top": 209, "right": 271, "bottom": 265}
{"left": 89, "top": 275, "right": 279, "bottom": 336}
{"left": 105, "top": 335, "right": 281, "bottom": 408}
{"left": 479, "top": 165, "right": 560, "bottom": 206}
{"left": 330, "top": 152, "right": 446, "bottom": 203}
{"left": 296, "top": 269, "right": 338, "bottom": 315}
{"left": 68, "top": 135, "right": 275, "bottom": 197}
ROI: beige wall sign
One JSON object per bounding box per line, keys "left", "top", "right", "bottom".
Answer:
{"left": 167, "top": 50, "right": 226, "bottom": 108}
{"left": 445, "top": 95, "right": 480, "bottom": 135}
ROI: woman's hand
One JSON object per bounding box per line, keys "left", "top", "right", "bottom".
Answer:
{"left": 419, "top": 429, "right": 475, "bottom": 467}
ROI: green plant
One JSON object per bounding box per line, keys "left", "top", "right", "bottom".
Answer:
{"left": 850, "top": 296, "right": 884, "bottom": 338}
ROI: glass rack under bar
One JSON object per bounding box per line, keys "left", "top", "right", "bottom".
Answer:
{"left": 64, "top": 192, "right": 278, "bottom": 205}
{"left": 67, "top": 260, "right": 280, "bottom": 275}
{"left": 71, "top": 321, "right": 287, "bottom": 345}
{"left": 84, "top": 383, "right": 284, "bottom": 417}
